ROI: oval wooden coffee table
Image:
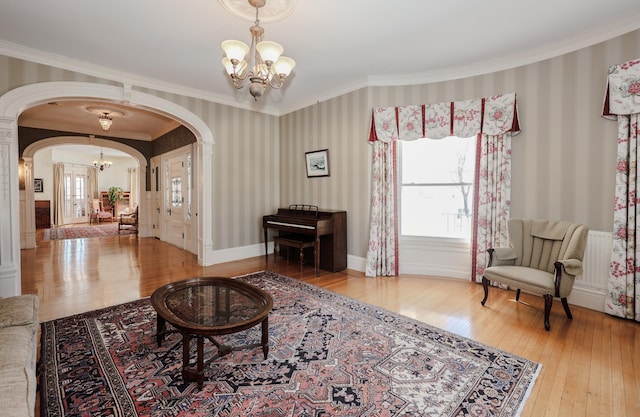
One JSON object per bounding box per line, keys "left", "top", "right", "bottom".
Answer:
{"left": 150, "top": 277, "right": 273, "bottom": 388}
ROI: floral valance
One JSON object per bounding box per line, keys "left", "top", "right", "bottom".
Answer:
{"left": 369, "top": 92, "right": 521, "bottom": 142}
{"left": 602, "top": 58, "right": 640, "bottom": 119}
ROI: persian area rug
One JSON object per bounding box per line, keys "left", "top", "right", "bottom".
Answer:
{"left": 40, "top": 271, "right": 540, "bottom": 417}
{"left": 43, "top": 224, "right": 135, "bottom": 240}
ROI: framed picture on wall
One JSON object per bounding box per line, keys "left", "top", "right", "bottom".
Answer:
{"left": 34, "top": 178, "right": 43, "bottom": 193}
{"left": 305, "top": 149, "right": 330, "bottom": 177}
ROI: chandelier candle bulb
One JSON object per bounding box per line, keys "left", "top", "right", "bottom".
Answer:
{"left": 98, "top": 112, "right": 113, "bottom": 131}
{"left": 256, "top": 40, "right": 283, "bottom": 63}
{"left": 221, "top": 40, "right": 249, "bottom": 62}
{"left": 93, "top": 148, "right": 112, "bottom": 171}
{"left": 274, "top": 56, "right": 295, "bottom": 77}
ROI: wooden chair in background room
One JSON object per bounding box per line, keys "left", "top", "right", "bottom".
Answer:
{"left": 118, "top": 205, "right": 138, "bottom": 234}
{"left": 89, "top": 199, "right": 113, "bottom": 224}
{"left": 481, "top": 218, "right": 589, "bottom": 331}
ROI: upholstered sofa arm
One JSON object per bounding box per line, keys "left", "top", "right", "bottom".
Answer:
{"left": 557, "top": 259, "right": 583, "bottom": 276}
{"left": 487, "top": 247, "right": 518, "bottom": 267}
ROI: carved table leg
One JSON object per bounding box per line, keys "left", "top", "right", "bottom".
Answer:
{"left": 156, "top": 314, "right": 166, "bottom": 347}
{"left": 261, "top": 316, "right": 269, "bottom": 359}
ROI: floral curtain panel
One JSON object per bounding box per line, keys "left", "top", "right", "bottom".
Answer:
{"left": 366, "top": 93, "right": 520, "bottom": 278}
{"left": 602, "top": 58, "right": 640, "bottom": 321}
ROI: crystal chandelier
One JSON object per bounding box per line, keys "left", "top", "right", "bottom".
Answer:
{"left": 93, "top": 148, "right": 112, "bottom": 171}
{"left": 98, "top": 112, "right": 113, "bottom": 131}
{"left": 221, "top": 0, "right": 296, "bottom": 101}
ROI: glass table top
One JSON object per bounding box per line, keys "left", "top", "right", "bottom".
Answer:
{"left": 151, "top": 277, "right": 273, "bottom": 331}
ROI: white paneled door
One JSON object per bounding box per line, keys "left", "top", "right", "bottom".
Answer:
{"left": 164, "top": 154, "right": 185, "bottom": 249}
{"left": 151, "top": 158, "right": 161, "bottom": 239}
{"left": 63, "top": 166, "right": 89, "bottom": 224}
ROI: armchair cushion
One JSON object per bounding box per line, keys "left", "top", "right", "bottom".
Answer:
{"left": 484, "top": 265, "right": 556, "bottom": 297}
{"left": 120, "top": 213, "right": 137, "bottom": 225}
{"left": 0, "top": 295, "right": 39, "bottom": 328}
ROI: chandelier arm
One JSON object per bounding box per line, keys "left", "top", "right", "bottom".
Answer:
{"left": 268, "top": 72, "right": 286, "bottom": 89}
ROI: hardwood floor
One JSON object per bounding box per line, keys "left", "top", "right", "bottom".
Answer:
{"left": 22, "top": 234, "right": 640, "bottom": 416}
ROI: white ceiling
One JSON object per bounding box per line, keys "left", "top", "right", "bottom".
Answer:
{"left": 1, "top": 0, "right": 640, "bottom": 122}
{"left": 19, "top": 100, "right": 181, "bottom": 141}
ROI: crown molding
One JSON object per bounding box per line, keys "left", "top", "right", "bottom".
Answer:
{"left": 2, "top": 13, "right": 640, "bottom": 117}
{"left": 281, "top": 14, "right": 640, "bottom": 115}
{"left": 0, "top": 40, "right": 282, "bottom": 116}
{"left": 367, "top": 13, "right": 640, "bottom": 88}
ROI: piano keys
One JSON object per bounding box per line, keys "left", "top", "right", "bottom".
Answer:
{"left": 263, "top": 205, "right": 347, "bottom": 273}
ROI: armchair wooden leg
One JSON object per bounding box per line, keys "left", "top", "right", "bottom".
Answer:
{"left": 515, "top": 289, "right": 521, "bottom": 301}
{"left": 481, "top": 277, "right": 489, "bottom": 306}
{"left": 543, "top": 294, "right": 553, "bottom": 331}
{"left": 561, "top": 297, "right": 573, "bottom": 319}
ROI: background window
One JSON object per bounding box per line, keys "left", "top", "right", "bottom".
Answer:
{"left": 400, "top": 136, "right": 476, "bottom": 239}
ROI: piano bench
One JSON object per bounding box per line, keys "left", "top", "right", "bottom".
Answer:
{"left": 273, "top": 235, "right": 319, "bottom": 276}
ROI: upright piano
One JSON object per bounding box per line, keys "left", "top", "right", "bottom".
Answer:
{"left": 263, "top": 205, "right": 347, "bottom": 272}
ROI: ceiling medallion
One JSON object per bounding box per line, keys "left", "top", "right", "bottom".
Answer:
{"left": 85, "top": 106, "right": 125, "bottom": 118}
{"left": 218, "top": 0, "right": 297, "bottom": 23}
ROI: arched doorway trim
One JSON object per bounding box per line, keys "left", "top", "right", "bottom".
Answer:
{"left": 22, "top": 137, "right": 149, "bottom": 248}
{"left": 0, "top": 81, "right": 215, "bottom": 296}
{"left": 23, "top": 136, "right": 148, "bottom": 165}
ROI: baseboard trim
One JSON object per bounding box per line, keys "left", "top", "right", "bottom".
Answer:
{"left": 214, "top": 247, "right": 607, "bottom": 312}
{"left": 568, "top": 285, "right": 606, "bottom": 312}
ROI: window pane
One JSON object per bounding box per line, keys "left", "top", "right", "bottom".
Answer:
{"left": 401, "top": 185, "right": 473, "bottom": 238}
{"left": 400, "top": 136, "right": 475, "bottom": 239}
{"left": 64, "top": 175, "right": 72, "bottom": 217}
{"left": 171, "top": 177, "right": 182, "bottom": 207}
{"left": 402, "top": 137, "right": 475, "bottom": 184}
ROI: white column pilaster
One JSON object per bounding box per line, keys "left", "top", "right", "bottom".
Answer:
{"left": 0, "top": 116, "right": 21, "bottom": 296}
{"left": 196, "top": 140, "right": 215, "bottom": 266}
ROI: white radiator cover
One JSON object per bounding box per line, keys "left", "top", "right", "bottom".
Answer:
{"left": 568, "top": 230, "right": 611, "bottom": 312}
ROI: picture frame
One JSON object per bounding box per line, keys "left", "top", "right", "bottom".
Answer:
{"left": 305, "top": 149, "right": 330, "bottom": 177}
{"left": 34, "top": 178, "right": 43, "bottom": 193}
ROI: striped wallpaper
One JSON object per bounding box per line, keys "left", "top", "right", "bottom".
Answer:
{"left": 2, "top": 29, "right": 640, "bottom": 263}
{"left": 280, "top": 30, "right": 640, "bottom": 260}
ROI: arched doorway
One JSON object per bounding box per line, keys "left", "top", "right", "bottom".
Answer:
{"left": 0, "top": 82, "right": 215, "bottom": 296}
{"left": 22, "top": 137, "right": 147, "bottom": 246}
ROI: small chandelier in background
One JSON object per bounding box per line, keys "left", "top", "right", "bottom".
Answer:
{"left": 87, "top": 106, "right": 124, "bottom": 131}
{"left": 98, "top": 112, "right": 113, "bottom": 131}
{"left": 221, "top": 0, "right": 296, "bottom": 101}
{"left": 93, "top": 148, "right": 112, "bottom": 171}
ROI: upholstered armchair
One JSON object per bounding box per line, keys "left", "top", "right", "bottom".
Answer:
{"left": 118, "top": 206, "right": 138, "bottom": 234}
{"left": 481, "top": 219, "right": 589, "bottom": 330}
{"left": 89, "top": 199, "right": 113, "bottom": 224}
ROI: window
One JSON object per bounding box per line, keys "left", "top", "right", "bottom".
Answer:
{"left": 400, "top": 136, "right": 476, "bottom": 239}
